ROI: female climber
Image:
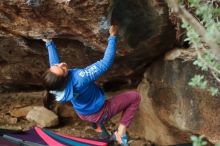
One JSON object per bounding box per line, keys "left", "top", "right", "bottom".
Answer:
{"left": 41, "top": 25, "right": 141, "bottom": 146}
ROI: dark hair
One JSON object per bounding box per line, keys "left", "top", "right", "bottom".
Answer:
{"left": 43, "top": 91, "right": 55, "bottom": 110}
{"left": 42, "top": 69, "right": 68, "bottom": 91}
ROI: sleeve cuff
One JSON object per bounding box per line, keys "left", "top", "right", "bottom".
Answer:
{"left": 108, "top": 36, "right": 118, "bottom": 41}
{"left": 45, "top": 41, "right": 53, "bottom": 47}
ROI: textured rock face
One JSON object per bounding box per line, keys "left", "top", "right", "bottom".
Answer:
{"left": 0, "top": 31, "right": 46, "bottom": 91}
{"left": 129, "top": 56, "right": 220, "bottom": 145}
{"left": 0, "top": 0, "right": 175, "bottom": 91}
{"left": 26, "top": 106, "right": 59, "bottom": 128}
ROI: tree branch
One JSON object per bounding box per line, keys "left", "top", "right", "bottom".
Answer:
{"left": 166, "top": 0, "right": 220, "bottom": 59}
{"left": 211, "top": 71, "right": 220, "bottom": 84}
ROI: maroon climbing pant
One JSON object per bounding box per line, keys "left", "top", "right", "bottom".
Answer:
{"left": 77, "top": 91, "right": 141, "bottom": 127}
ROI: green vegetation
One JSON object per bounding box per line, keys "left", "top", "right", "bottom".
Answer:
{"left": 164, "top": 1, "right": 220, "bottom": 145}
{"left": 176, "top": 0, "right": 220, "bottom": 96}
{"left": 191, "top": 135, "right": 207, "bottom": 146}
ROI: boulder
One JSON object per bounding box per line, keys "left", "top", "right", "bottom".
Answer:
{"left": 0, "top": 0, "right": 176, "bottom": 92}
{"left": 129, "top": 49, "right": 219, "bottom": 144}
{"left": 26, "top": 106, "right": 59, "bottom": 128}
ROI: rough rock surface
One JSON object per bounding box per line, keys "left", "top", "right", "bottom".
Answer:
{"left": 129, "top": 52, "right": 219, "bottom": 145}
{"left": 10, "top": 106, "right": 34, "bottom": 118}
{"left": 0, "top": 0, "right": 176, "bottom": 92}
{"left": 26, "top": 106, "right": 59, "bottom": 128}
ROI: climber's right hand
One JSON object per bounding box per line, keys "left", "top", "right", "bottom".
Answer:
{"left": 109, "top": 25, "right": 118, "bottom": 36}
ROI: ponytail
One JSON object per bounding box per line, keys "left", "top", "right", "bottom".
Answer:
{"left": 43, "top": 90, "right": 55, "bottom": 110}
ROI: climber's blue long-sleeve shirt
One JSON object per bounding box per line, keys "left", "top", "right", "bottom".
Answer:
{"left": 46, "top": 36, "right": 118, "bottom": 114}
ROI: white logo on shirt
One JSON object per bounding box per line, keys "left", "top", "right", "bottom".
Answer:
{"left": 79, "top": 71, "right": 85, "bottom": 77}
{"left": 79, "top": 65, "right": 98, "bottom": 77}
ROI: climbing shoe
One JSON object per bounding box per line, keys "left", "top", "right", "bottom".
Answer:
{"left": 91, "top": 122, "right": 110, "bottom": 139}
{"left": 111, "top": 131, "right": 129, "bottom": 146}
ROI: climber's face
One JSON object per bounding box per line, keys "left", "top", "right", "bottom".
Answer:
{"left": 50, "top": 62, "right": 68, "bottom": 77}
